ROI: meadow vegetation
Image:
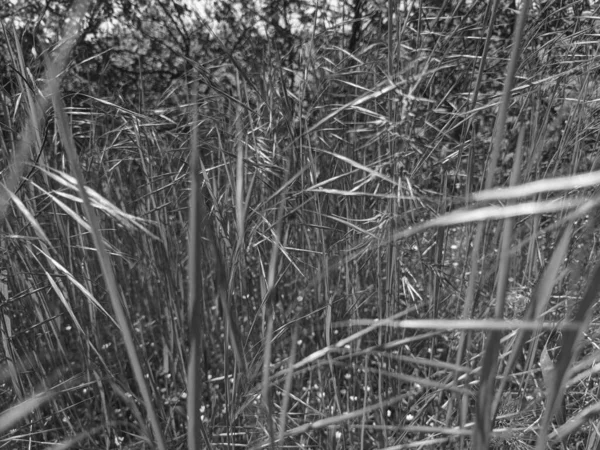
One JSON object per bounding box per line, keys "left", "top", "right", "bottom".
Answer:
{"left": 2, "top": 0, "right": 600, "bottom": 448}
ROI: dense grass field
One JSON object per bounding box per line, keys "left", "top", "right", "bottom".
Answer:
{"left": 3, "top": 0, "right": 600, "bottom": 448}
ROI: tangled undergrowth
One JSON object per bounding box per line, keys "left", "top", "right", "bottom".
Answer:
{"left": 3, "top": 1, "right": 600, "bottom": 449}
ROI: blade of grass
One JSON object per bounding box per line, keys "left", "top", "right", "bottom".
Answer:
{"left": 492, "top": 222, "right": 573, "bottom": 416}
{"left": 0, "top": 313, "right": 24, "bottom": 402}
{"left": 474, "top": 124, "right": 525, "bottom": 448}
{"left": 277, "top": 324, "right": 299, "bottom": 444}
{"left": 187, "top": 80, "right": 214, "bottom": 450}
{"left": 46, "top": 45, "right": 167, "bottom": 450}
{"left": 0, "top": 391, "right": 55, "bottom": 435}
{"left": 535, "top": 260, "right": 600, "bottom": 448}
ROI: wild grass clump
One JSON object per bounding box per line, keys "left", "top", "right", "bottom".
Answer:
{"left": 3, "top": 1, "right": 600, "bottom": 449}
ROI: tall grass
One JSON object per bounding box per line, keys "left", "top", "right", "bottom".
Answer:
{"left": 2, "top": 1, "right": 600, "bottom": 449}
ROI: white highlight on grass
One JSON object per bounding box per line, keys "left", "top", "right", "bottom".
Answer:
{"left": 473, "top": 170, "right": 600, "bottom": 202}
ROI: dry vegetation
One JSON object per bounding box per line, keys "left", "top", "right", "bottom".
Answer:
{"left": 3, "top": 0, "right": 600, "bottom": 449}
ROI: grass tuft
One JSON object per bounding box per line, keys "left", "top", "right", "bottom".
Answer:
{"left": 4, "top": 1, "right": 600, "bottom": 449}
